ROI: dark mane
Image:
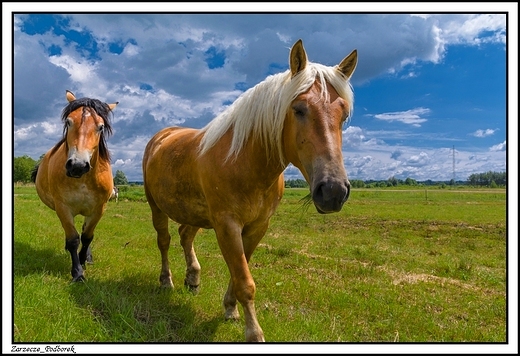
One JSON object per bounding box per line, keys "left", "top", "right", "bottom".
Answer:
{"left": 61, "top": 97, "right": 114, "bottom": 162}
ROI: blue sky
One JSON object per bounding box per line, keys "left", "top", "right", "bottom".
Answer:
{"left": 6, "top": 6, "right": 514, "bottom": 184}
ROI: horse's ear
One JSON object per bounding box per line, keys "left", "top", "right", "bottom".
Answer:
{"left": 66, "top": 90, "right": 76, "bottom": 102}
{"left": 108, "top": 102, "right": 119, "bottom": 111}
{"left": 337, "top": 49, "right": 358, "bottom": 79}
{"left": 290, "top": 39, "right": 308, "bottom": 76}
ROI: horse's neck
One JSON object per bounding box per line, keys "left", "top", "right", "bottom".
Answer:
{"left": 239, "top": 139, "right": 286, "bottom": 187}
{"left": 89, "top": 149, "right": 111, "bottom": 173}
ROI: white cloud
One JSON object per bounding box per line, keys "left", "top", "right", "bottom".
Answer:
{"left": 373, "top": 108, "right": 430, "bottom": 127}
{"left": 472, "top": 129, "right": 496, "bottom": 138}
{"left": 406, "top": 152, "right": 430, "bottom": 167}
{"left": 48, "top": 55, "right": 98, "bottom": 84}
{"left": 439, "top": 14, "right": 507, "bottom": 46}
{"left": 490, "top": 141, "right": 506, "bottom": 152}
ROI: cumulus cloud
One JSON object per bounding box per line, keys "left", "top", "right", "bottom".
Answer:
{"left": 437, "top": 14, "right": 506, "bottom": 46}
{"left": 406, "top": 152, "right": 430, "bottom": 167}
{"left": 490, "top": 141, "right": 506, "bottom": 152}
{"left": 391, "top": 150, "right": 403, "bottom": 160}
{"left": 373, "top": 108, "right": 430, "bottom": 127}
{"left": 472, "top": 129, "right": 497, "bottom": 138}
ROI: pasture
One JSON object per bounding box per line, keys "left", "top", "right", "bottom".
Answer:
{"left": 12, "top": 185, "right": 507, "bottom": 343}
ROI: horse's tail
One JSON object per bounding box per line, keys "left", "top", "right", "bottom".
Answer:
{"left": 31, "top": 164, "right": 39, "bottom": 183}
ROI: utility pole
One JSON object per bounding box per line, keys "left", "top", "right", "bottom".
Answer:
{"left": 452, "top": 145, "right": 456, "bottom": 183}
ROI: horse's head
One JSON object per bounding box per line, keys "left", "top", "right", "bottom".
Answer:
{"left": 283, "top": 40, "right": 357, "bottom": 214}
{"left": 62, "top": 90, "right": 118, "bottom": 178}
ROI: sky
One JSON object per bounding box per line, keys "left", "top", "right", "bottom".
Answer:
{"left": 5, "top": 4, "right": 517, "bottom": 184}
{"left": 3, "top": 3, "right": 518, "bottom": 354}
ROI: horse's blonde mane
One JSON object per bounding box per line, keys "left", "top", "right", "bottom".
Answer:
{"left": 198, "top": 62, "right": 354, "bottom": 163}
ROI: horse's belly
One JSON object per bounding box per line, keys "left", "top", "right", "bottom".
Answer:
{"left": 144, "top": 127, "right": 213, "bottom": 228}
{"left": 165, "top": 206, "right": 212, "bottom": 229}
{"left": 148, "top": 176, "right": 214, "bottom": 228}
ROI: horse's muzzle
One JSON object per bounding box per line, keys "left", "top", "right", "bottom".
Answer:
{"left": 66, "top": 159, "right": 91, "bottom": 178}
{"left": 312, "top": 179, "right": 350, "bottom": 214}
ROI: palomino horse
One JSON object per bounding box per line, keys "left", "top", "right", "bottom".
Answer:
{"left": 142, "top": 39, "right": 357, "bottom": 341}
{"left": 32, "top": 90, "right": 118, "bottom": 282}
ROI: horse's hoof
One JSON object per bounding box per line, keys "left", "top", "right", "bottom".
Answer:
{"left": 159, "top": 276, "right": 174, "bottom": 288}
{"left": 224, "top": 307, "right": 240, "bottom": 321}
{"left": 184, "top": 281, "right": 200, "bottom": 295}
{"left": 71, "top": 275, "right": 86, "bottom": 283}
{"left": 246, "top": 334, "right": 266, "bottom": 342}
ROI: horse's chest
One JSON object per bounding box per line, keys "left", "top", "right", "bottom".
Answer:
{"left": 62, "top": 184, "right": 104, "bottom": 214}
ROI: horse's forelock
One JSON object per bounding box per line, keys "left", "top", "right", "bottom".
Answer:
{"left": 61, "top": 98, "right": 114, "bottom": 136}
{"left": 60, "top": 97, "right": 113, "bottom": 162}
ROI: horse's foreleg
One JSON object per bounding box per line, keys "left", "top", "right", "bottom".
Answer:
{"left": 56, "top": 206, "right": 84, "bottom": 282}
{"left": 77, "top": 222, "right": 93, "bottom": 264}
{"left": 179, "top": 225, "right": 201, "bottom": 294}
{"left": 223, "top": 223, "right": 270, "bottom": 321}
{"left": 79, "top": 209, "right": 104, "bottom": 266}
{"left": 214, "top": 219, "right": 265, "bottom": 342}
{"left": 223, "top": 278, "right": 240, "bottom": 320}
{"left": 150, "top": 205, "right": 173, "bottom": 288}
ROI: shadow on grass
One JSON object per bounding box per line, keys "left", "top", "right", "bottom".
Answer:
{"left": 67, "top": 276, "right": 224, "bottom": 342}
{"left": 14, "top": 240, "right": 70, "bottom": 277}
{"left": 13, "top": 241, "right": 226, "bottom": 342}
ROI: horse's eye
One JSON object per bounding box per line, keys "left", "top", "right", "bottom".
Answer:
{"left": 292, "top": 103, "right": 307, "bottom": 119}
{"left": 66, "top": 118, "right": 73, "bottom": 127}
{"left": 98, "top": 124, "right": 104, "bottom": 133}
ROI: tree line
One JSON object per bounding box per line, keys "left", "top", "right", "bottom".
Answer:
{"left": 14, "top": 155, "right": 507, "bottom": 188}
{"left": 467, "top": 171, "right": 506, "bottom": 187}
{"left": 13, "top": 155, "right": 129, "bottom": 185}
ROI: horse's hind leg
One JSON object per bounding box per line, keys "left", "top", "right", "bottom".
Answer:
{"left": 149, "top": 204, "right": 174, "bottom": 288}
{"left": 179, "top": 225, "right": 201, "bottom": 294}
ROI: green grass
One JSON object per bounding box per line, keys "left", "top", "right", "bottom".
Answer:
{"left": 11, "top": 185, "right": 507, "bottom": 344}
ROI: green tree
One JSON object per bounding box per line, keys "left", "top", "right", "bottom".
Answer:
{"left": 387, "top": 176, "right": 398, "bottom": 187}
{"left": 14, "top": 155, "right": 37, "bottom": 183}
{"left": 114, "top": 170, "right": 129, "bottom": 185}
{"left": 405, "top": 177, "right": 417, "bottom": 186}
{"left": 350, "top": 179, "right": 365, "bottom": 188}
{"left": 467, "top": 171, "right": 506, "bottom": 187}
{"left": 284, "top": 179, "right": 308, "bottom": 188}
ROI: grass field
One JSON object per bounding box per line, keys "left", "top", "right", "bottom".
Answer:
{"left": 10, "top": 185, "right": 508, "bottom": 348}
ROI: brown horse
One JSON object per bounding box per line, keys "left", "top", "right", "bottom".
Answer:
{"left": 31, "top": 90, "right": 118, "bottom": 282}
{"left": 142, "top": 39, "right": 357, "bottom": 341}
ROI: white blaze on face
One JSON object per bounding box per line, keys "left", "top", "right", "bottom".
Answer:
{"left": 66, "top": 110, "right": 96, "bottom": 174}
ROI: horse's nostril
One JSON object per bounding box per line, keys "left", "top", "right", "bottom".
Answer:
{"left": 344, "top": 183, "right": 350, "bottom": 202}
{"left": 66, "top": 159, "right": 90, "bottom": 178}
{"left": 312, "top": 182, "right": 327, "bottom": 205}
{"left": 312, "top": 180, "right": 349, "bottom": 213}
